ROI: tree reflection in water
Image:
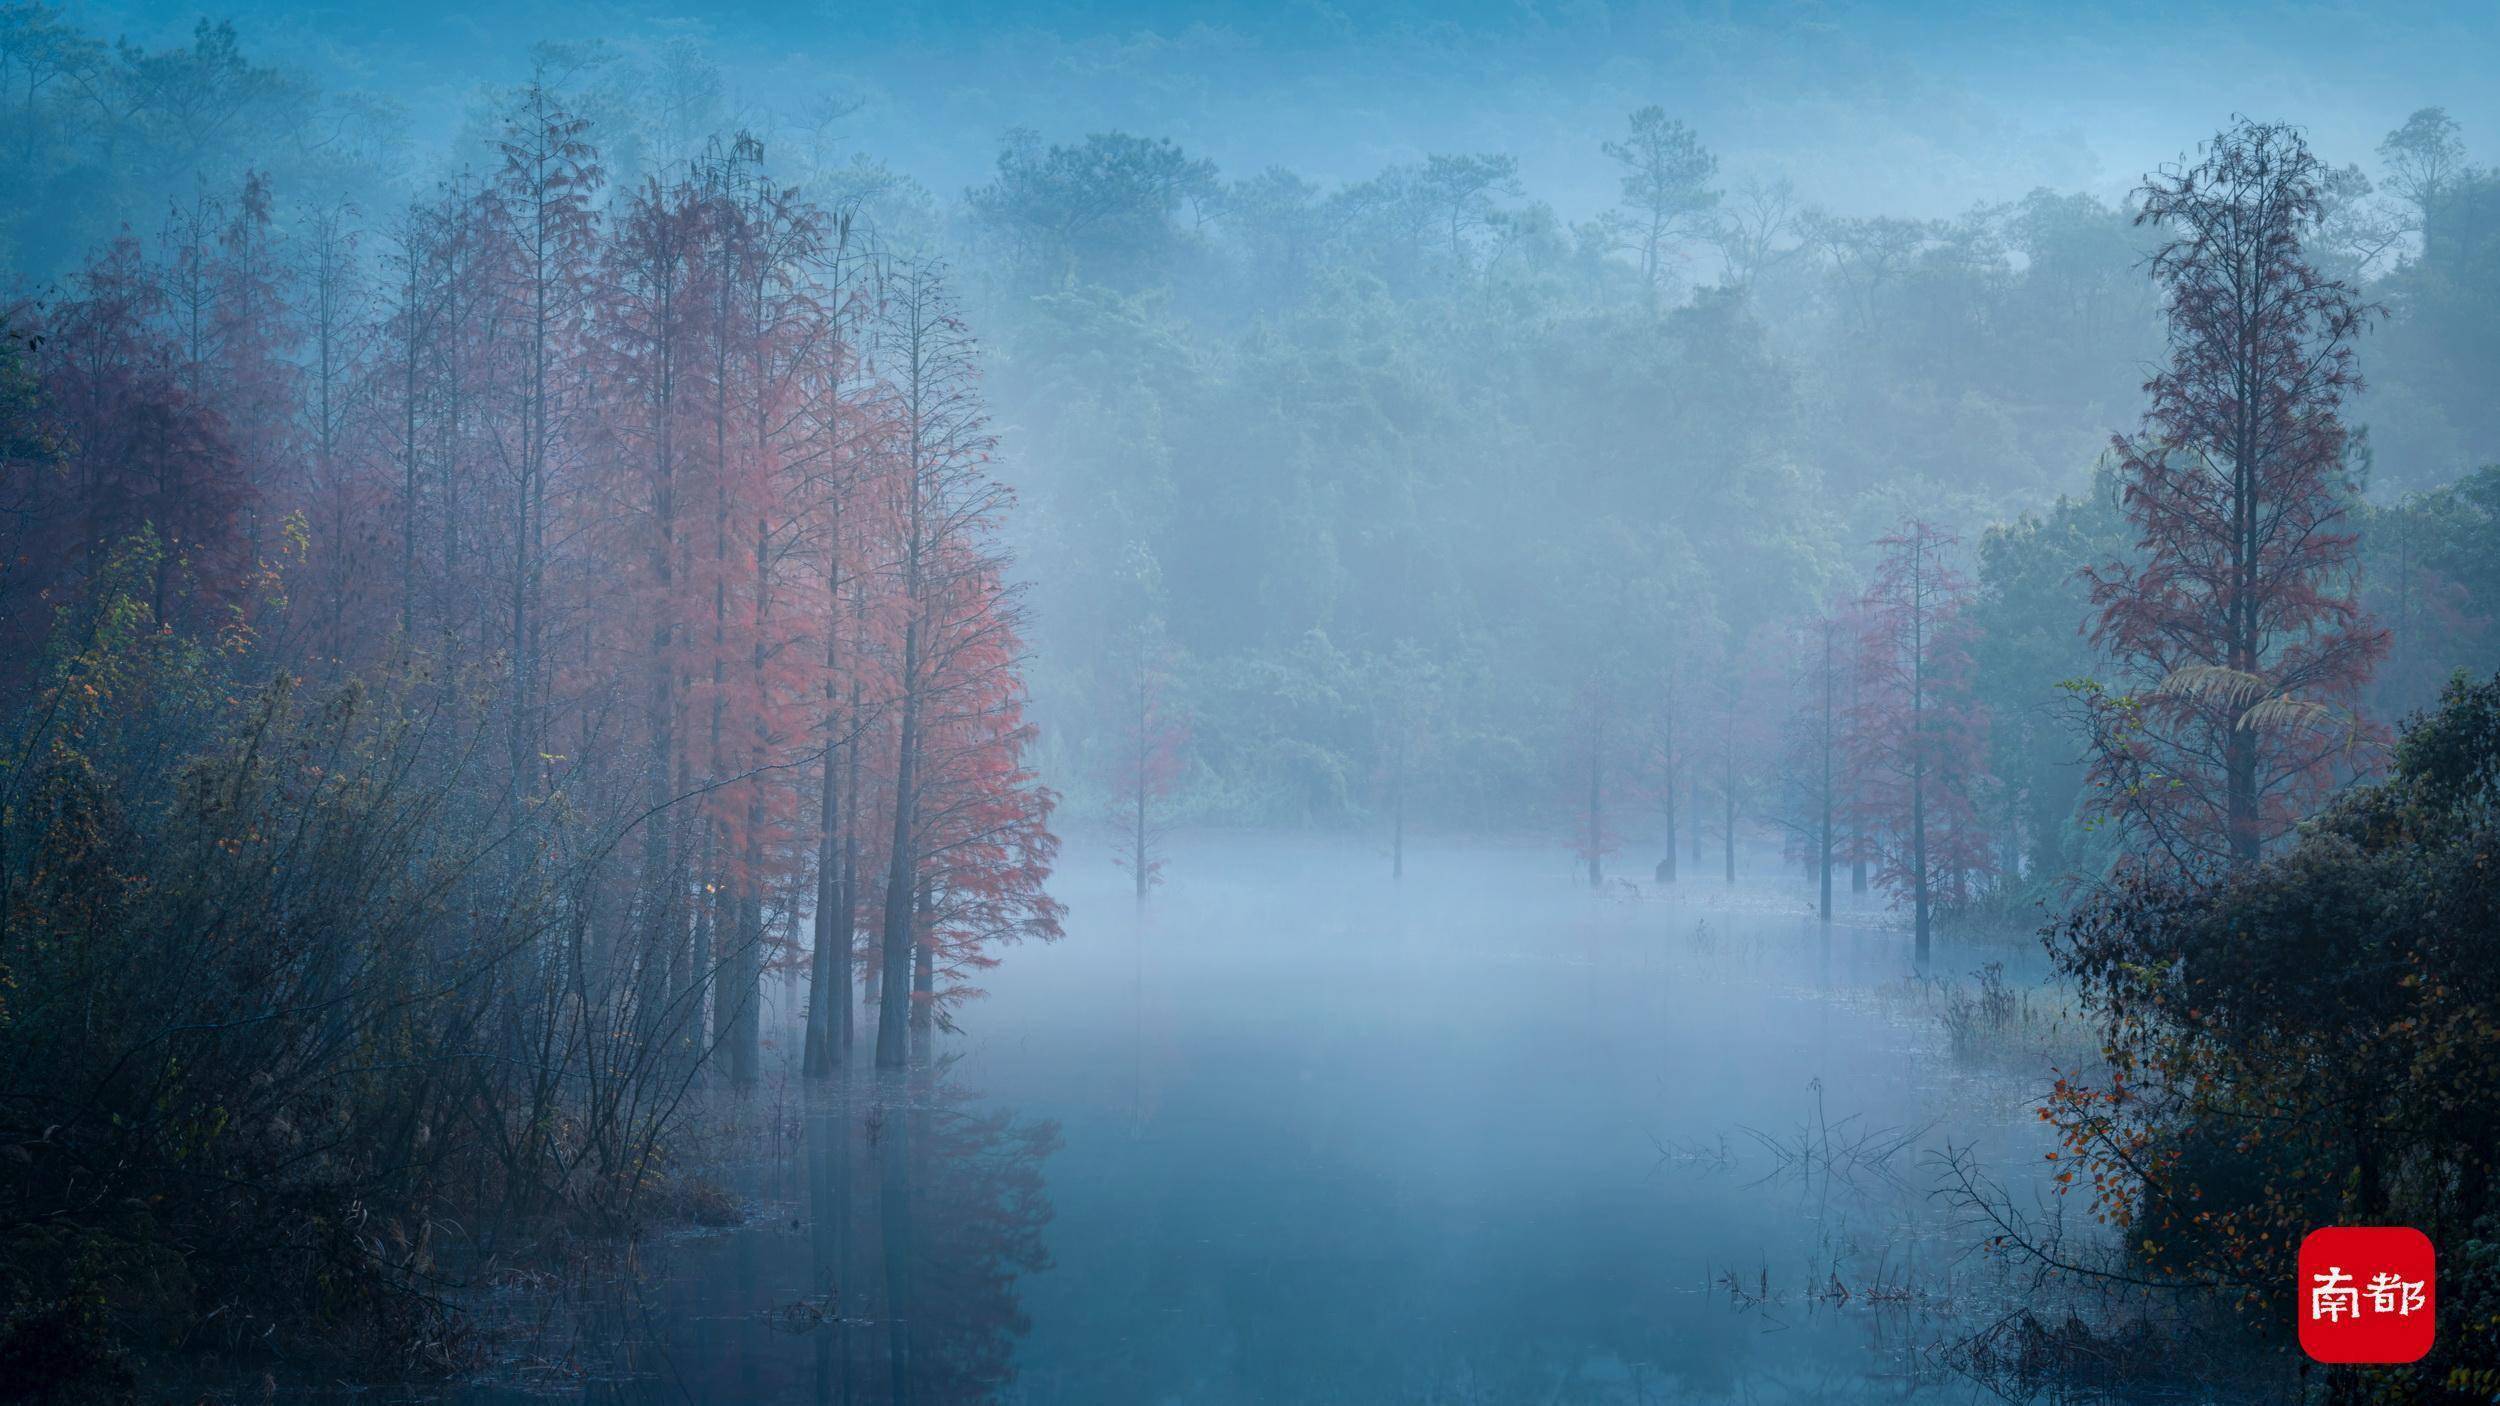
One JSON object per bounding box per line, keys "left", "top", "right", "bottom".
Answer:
{"left": 513, "top": 1057, "right": 1056, "bottom": 1405}
{"left": 824, "top": 1058, "right": 1060, "bottom": 1404}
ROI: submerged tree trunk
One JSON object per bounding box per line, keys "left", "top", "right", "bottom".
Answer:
{"left": 1133, "top": 662, "right": 1152, "bottom": 902}
{"left": 726, "top": 515, "right": 771, "bottom": 1090}
{"left": 806, "top": 1087, "right": 852, "bottom": 1401}
{"left": 1818, "top": 799, "right": 1834, "bottom": 921}
{"left": 803, "top": 641, "right": 844, "bottom": 1077}
{"left": 841, "top": 669, "right": 863, "bottom": 1054}
{"left": 804, "top": 596, "right": 847, "bottom": 1076}
{"left": 878, "top": 1071, "right": 913, "bottom": 1401}
{"left": 1721, "top": 777, "right": 1736, "bottom": 883}
{"left": 1920, "top": 537, "right": 1940, "bottom": 975}
{"left": 1688, "top": 772, "right": 1704, "bottom": 867}
{"left": 1818, "top": 620, "right": 1835, "bottom": 923}
{"left": 875, "top": 641, "right": 920, "bottom": 1070}
{"left": 1721, "top": 708, "right": 1737, "bottom": 885}
{"left": 726, "top": 878, "right": 760, "bottom": 1087}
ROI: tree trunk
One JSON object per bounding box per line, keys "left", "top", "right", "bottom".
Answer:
{"left": 803, "top": 780, "right": 841, "bottom": 1077}
{"left": 1656, "top": 720, "right": 1677, "bottom": 883}
{"left": 874, "top": 623, "right": 921, "bottom": 1070}
{"left": 1721, "top": 714, "right": 1737, "bottom": 884}
{"left": 1132, "top": 661, "right": 1151, "bottom": 901}
{"left": 1722, "top": 782, "right": 1736, "bottom": 884}
{"left": 1818, "top": 800, "right": 1834, "bottom": 921}
{"left": 2226, "top": 713, "right": 2261, "bottom": 868}
{"left": 1911, "top": 766, "right": 1931, "bottom": 966}
{"left": 1914, "top": 536, "right": 1935, "bottom": 967}
{"left": 1391, "top": 732, "right": 1406, "bottom": 882}
{"left": 2228, "top": 448, "right": 2262, "bottom": 869}
{"left": 397, "top": 238, "right": 422, "bottom": 637}
{"left": 1818, "top": 623, "right": 1835, "bottom": 922}
{"left": 641, "top": 332, "right": 682, "bottom": 1055}
{"left": 841, "top": 672, "right": 863, "bottom": 1054}
{"left": 1585, "top": 728, "right": 1604, "bottom": 888}
{"left": 726, "top": 507, "right": 771, "bottom": 1090}
{"left": 909, "top": 888, "right": 935, "bottom": 1065}
{"left": 804, "top": 538, "right": 846, "bottom": 1078}
{"left": 1688, "top": 772, "right": 1704, "bottom": 867}
{"left": 726, "top": 878, "right": 760, "bottom": 1087}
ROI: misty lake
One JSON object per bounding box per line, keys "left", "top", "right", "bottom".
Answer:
{"left": 443, "top": 833, "right": 2076, "bottom": 1404}
{"left": 13, "top": 5, "right": 2492, "bottom": 1397}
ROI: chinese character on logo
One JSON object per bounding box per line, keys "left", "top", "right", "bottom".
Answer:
{"left": 2310, "top": 1266, "right": 2360, "bottom": 1323}
{"left": 2367, "top": 1271, "right": 2428, "bottom": 1316}
{"left": 2298, "top": 1227, "right": 2435, "bottom": 1364}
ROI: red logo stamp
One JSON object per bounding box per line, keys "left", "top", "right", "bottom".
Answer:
{"left": 2297, "top": 1227, "right": 2435, "bottom": 1364}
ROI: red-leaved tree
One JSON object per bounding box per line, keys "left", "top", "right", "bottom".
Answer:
{"left": 1849, "top": 521, "right": 1993, "bottom": 963}
{"left": 2084, "top": 118, "right": 2387, "bottom": 873}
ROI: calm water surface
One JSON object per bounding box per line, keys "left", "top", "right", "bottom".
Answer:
{"left": 459, "top": 833, "right": 2071, "bottom": 1403}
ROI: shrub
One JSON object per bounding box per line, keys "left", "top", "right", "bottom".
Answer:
{"left": 2043, "top": 671, "right": 2500, "bottom": 1390}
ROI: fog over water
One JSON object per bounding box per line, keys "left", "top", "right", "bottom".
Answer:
{"left": 450, "top": 834, "right": 2075, "bottom": 1403}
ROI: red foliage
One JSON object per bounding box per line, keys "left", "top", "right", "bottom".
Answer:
{"left": 2, "top": 113, "right": 1061, "bottom": 1081}
{"left": 7, "top": 235, "right": 252, "bottom": 640}
{"left": 2085, "top": 119, "right": 2387, "bottom": 872}
{"left": 1847, "top": 521, "right": 1994, "bottom": 956}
